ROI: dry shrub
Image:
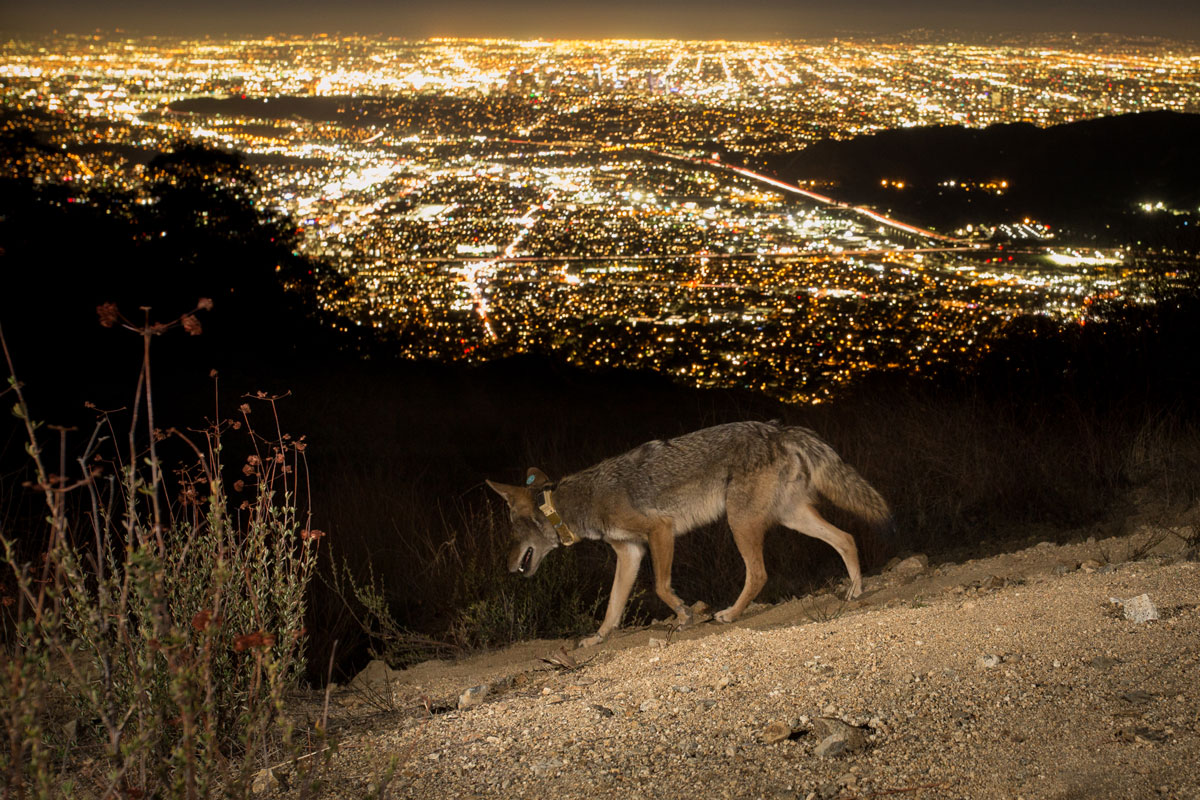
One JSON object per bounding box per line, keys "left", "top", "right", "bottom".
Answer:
{"left": 1, "top": 306, "right": 325, "bottom": 799}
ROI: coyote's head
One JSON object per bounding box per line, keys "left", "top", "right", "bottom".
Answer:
{"left": 485, "top": 468, "right": 558, "bottom": 578}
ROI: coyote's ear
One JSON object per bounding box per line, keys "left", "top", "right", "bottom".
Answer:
{"left": 485, "top": 479, "right": 526, "bottom": 507}
{"left": 524, "top": 468, "right": 551, "bottom": 490}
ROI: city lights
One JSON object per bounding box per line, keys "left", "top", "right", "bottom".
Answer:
{"left": 3, "top": 33, "right": 1196, "bottom": 402}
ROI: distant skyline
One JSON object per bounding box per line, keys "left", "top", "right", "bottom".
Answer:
{"left": 4, "top": 0, "right": 1200, "bottom": 41}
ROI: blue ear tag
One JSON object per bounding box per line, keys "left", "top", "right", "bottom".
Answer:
{"left": 526, "top": 475, "right": 536, "bottom": 485}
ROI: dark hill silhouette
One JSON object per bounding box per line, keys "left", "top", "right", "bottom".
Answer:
{"left": 757, "top": 111, "right": 1200, "bottom": 247}
{"left": 166, "top": 95, "right": 380, "bottom": 125}
{"left": 0, "top": 137, "right": 364, "bottom": 427}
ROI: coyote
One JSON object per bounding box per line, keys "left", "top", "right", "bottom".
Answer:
{"left": 486, "top": 421, "right": 891, "bottom": 647}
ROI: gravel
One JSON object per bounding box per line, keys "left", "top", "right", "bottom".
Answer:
{"left": 320, "top": 529, "right": 1200, "bottom": 800}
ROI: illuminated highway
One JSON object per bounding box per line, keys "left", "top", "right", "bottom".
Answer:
{"left": 653, "top": 151, "right": 962, "bottom": 244}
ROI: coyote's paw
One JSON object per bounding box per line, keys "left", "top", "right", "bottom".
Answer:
{"left": 672, "top": 606, "right": 695, "bottom": 630}
{"left": 577, "top": 633, "right": 606, "bottom": 649}
{"left": 845, "top": 581, "right": 863, "bottom": 601}
{"left": 714, "top": 607, "right": 739, "bottom": 624}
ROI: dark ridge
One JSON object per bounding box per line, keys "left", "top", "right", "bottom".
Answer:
{"left": 754, "top": 111, "right": 1200, "bottom": 246}
{"left": 166, "top": 95, "right": 384, "bottom": 124}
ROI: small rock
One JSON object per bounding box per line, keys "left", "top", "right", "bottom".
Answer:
{"left": 817, "top": 782, "right": 841, "bottom": 799}
{"left": 812, "top": 717, "right": 866, "bottom": 757}
{"left": 1080, "top": 559, "right": 1102, "bottom": 572}
{"left": 531, "top": 758, "right": 563, "bottom": 776}
{"left": 251, "top": 768, "right": 278, "bottom": 796}
{"left": 1120, "top": 690, "right": 1154, "bottom": 705}
{"left": 814, "top": 734, "right": 851, "bottom": 758}
{"left": 348, "top": 659, "right": 401, "bottom": 692}
{"left": 696, "top": 699, "right": 717, "bottom": 711}
{"left": 977, "top": 654, "right": 1002, "bottom": 669}
{"left": 1053, "top": 562, "right": 1078, "bottom": 576}
{"left": 591, "top": 704, "right": 615, "bottom": 717}
{"left": 1121, "top": 594, "right": 1159, "bottom": 623}
{"left": 716, "top": 675, "right": 734, "bottom": 690}
{"left": 639, "top": 698, "right": 661, "bottom": 712}
{"left": 458, "top": 684, "right": 489, "bottom": 710}
{"left": 1116, "top": 726, "right": 1168, "bottom": 745}
{"left": 544, "top": 693, "right": 565, "bottom": 704}
{"left": 889, "top": 554, "right": 929, "bottom": 577}
{"left": 983, "top": 575, "right": 1007, "bottom": 590}
{"left": 648, "top": 636, "right": 668, "bottom": 648}
{"left": 1091, "top": 655, "right": 1121, "bottom": 670}
{"left": 762, "top": 721, "right": 793, "bottom": 744}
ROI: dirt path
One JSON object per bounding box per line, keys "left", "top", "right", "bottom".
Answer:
{"left": 312, "top": 526, "right": 1199, "bottom": 800}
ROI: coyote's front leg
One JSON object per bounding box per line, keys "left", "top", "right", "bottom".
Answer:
{"left": 647, "top": 521, "right": 695, "bottom": 629}
{"left": 578, "top": 540, "right": 644, "bottom": 648}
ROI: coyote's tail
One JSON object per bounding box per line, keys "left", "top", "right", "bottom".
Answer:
{"left": 779, "top": 426, "right": 895, "bottom": 565}
{"left": 810, "top": 456, "right": 893, "bottom": 539}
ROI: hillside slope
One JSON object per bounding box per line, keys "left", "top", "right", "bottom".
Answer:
{"left": 310, "top": 522, "right": 1199, "bottom": 799}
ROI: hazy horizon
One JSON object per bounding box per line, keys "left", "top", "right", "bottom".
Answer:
{"left": 6, "top": 0, "right": 1199, "bottom": 42}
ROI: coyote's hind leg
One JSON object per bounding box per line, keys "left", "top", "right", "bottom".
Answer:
{"left": 781, "top": 503, "right": 862, "bottom": 600}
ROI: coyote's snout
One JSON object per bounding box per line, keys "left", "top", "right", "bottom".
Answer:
{"left": 510, "top": 543, "right": 535, "bottom": 575}
{"left": 487, "top": 421, "right": 891, "bottom": 648}
{"left": 492, "top": 467, "right": 560, "bottom": 577}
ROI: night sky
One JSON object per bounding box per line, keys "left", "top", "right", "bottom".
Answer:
{"left": 5, "top": 0, "right": 1200, "bottom": 40}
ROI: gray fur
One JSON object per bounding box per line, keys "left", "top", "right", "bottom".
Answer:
{"left": 556, "top": 421, "right": 888, "bottom": 539}
{"left": 487, "top": 420, "right": 891, "bottom": 646}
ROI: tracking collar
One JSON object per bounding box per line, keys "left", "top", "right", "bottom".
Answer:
{"left": 538, "top": 488, "right": 580, "bottom": 546}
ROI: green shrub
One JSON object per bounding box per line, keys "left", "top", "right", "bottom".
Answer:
{"left": 449, "top": 543, "right": 608, "bottom": 651}
{"left": 1, "top": 305, "right": 324, "bottom": 799}
{"left": 330, "top": 500, "right": 613, "bottom": 665}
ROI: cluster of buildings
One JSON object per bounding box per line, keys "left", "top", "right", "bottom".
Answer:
{"left": 2, "top": 33, "right": 1196, "bottom": 401}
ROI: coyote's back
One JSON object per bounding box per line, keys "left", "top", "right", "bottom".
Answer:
{"left": 572, "top": 421, "right": 891, "bottom": 538}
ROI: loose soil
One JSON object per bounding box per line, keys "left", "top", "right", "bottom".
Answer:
{"left": 305, "top": 525, "right": 1199, "bottom": 800}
